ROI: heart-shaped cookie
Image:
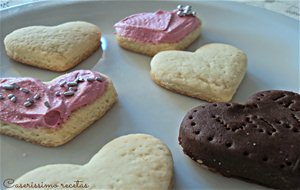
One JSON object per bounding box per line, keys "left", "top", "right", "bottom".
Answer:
{"left": 179, "top": 90, "right": 300, "bottom": 189}
{"left": 4, "top": 21, "right": 101, "bottom": 71}
{"left": 7, "top": 134, "right": 173, "bottom": 190}
{"left": 150, "top": 43, "right": 247, "bottom": 102}
{"left": 0, "top": 70, "right": 117, "bottom": 146}
{"left": 114, "top": 9, "right": 201, "bottom": 56}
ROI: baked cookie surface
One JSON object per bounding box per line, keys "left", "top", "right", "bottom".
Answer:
{"left": 8, "top": 134, "right": 174, "bottom": 190}
{"left": 4, "top": 21, "right": 101, "bottom": 71}
{"left": 150, "top": 43, "right": 247, "bottom": 102}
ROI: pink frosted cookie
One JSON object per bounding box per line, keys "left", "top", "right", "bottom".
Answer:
{"left": 114, "top": 5, "right": 201, "bottom": 56}
{"left": 0, "top": 70, "right": 117, "bottom": 147}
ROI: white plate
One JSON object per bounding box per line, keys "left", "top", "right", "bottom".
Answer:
{"left": 0, "top": 1, "right": 299, "bottom": 189}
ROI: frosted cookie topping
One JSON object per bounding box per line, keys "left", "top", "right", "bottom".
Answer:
{"left": 114, "top": 9, "right": 201, "bottom": 44}
{"left": 0, "top": 70, "right": 108, "bottom": 128}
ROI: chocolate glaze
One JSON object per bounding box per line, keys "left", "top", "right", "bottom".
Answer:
{"left": 179, "top": 90, "right": 300, "bottom": 189}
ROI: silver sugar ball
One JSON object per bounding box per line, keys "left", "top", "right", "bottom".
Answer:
{"left": 8, "top": 94, "right": 15, "bottom": 99}
{"left": 24, "top": 101, "right": 33, "bottom": 107}
{"left": 68, "top": 87, "right": 77, "bottom": 92}
{"left": 64, "top": 91, "right": 75, "bottom": 97}
{"left": 33, "top": 93, "right": 41, "bottom": 100}
{"left": 87, "top": 77, "right": 95, "bottom": 82}
{"left": 59, "top": 81, "right": 67, "bottom": 87}
{"left": 20, "top": 88, "right": 30, "bottom": 94}
{"left": 185, "top": 5, "right": 192, "bottom": 11}
{"left": 2, "top": 84, "right": 15, "bottom": 90}
{"left": 177, "top": 5, "right": 184, "bottom": 10}
{"left": 177, "top": 11, "right": 185, "bottom": 17}
{"left": 12, "top": 83, "right": 20, "bottom": 89}
{"left": 76, "top": 77, "right": 84, "bottom": 83}
{"left": 96, "top": 76, "right": 103, "bottom": 82}
{"left": 183, "top": 8, "right": 191, "bottom": 15}
{"left": 26, "top": 98, "right": 34, "bottom": 103}
{"left": 67, "top": 81, "right": 78, "bottom": 87}
{"left": 44, "top": 101, "right": 50, "bottom": 108}
{"left": 55, "top": 92, "right": 61, "bottom": 96}
{"left": 10, "top": 96, "right": 17, "bottom": 103}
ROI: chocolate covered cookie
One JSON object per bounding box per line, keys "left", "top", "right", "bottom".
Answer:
{"left": 179, "top": 90, "right": 300, "bottom": 189}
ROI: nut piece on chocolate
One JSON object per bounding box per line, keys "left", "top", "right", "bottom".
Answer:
{"left": 179, "top": 90, "right": 300, "bottom": 189}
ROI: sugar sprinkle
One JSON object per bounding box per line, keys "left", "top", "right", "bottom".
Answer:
{"left": 44, "top": 101, "right": 50, "bottom": 108}
{"left": 64, "top": 91, "right": 74, "bottom": 96}
{"left": 20, "top": 88, "right": 30, "bottom": 94}
{"left": 67, "top": 81, "right": 78, "bottom": 87}
{"left": 176, "top": 4, "right": 196, "bottom": 17}
{"left": 59, "top": 81, "right": 67, "bottom": 87}
{"left": 68, "top": 87, "right": 77, "bottom": 92}
{"left": 96, "top": 76, "right": 103, "bottom": 82}
{"left": 87, "top": 77, "right": 95, "bottom": 82}
{"left": 2, "top": 84, "right": 15, "bottom": 90}
{"left": 10, "top": 96, "right": 17, "bottom": 103}
{"left": 8, "top": 94, "right": 14, "bottom": 99}
{"left": 33, "top": 93, "right": 41, "bottom": 100}
{"left": 24, "top": 101, "right": 33, "bottom": 107}
{"left": 12, "top": 83, "right": 20, "bottom": 89}
{"left": 76, "top": 77, "right": 84, "bottom": 83}
{"left": 55, "top": 92, "right": 61, "bottom": 96}
{"left": 26, "top": 98, "right": 34, "bottom": 103}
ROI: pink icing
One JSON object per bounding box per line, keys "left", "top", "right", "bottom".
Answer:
{"left": 114, "top": 10, "right": 201, "bottom": 44}
{"left": 0, "top": 70, "right": 108, "bottom": 129}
